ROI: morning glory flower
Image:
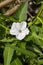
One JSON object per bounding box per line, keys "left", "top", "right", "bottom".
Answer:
{"left": 10, "top": 21, "right": 29, "bottom": 40}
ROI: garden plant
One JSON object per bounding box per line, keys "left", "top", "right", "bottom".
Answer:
{"left": 0, "top": 0, "right": 43, "bottom": 65}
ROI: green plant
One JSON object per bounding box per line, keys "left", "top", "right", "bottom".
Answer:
{"left": 0, "top": 0, "right": 43, "bottom": 65}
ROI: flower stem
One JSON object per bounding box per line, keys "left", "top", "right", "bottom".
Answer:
{"left": 37, "top": 4, "right": 43, "bottom": 17}
{"left": 0, "top": 24, "right": 10, "bottom": 30}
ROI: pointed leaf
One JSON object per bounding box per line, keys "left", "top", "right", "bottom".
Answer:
{"left": 13, "top": 0, "right": 28, "bottom": 21}
{"left": 11, "top": 58, "right": 22, "bottom": 65}
{"left": 3, "top": 45, "right": 14, "bottom": 65}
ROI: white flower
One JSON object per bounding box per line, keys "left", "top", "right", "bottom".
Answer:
{"left": 10, "top": 21, "right": 29, "bottom": 40}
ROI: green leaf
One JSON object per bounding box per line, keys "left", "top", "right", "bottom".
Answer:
{"left": 13, "top": 0, "right": 28, "bottom": 21}
{"left": 0, "top": 38, "right": 17, "bottom": 43}
{"left": 25, "top": 35, "right": 33, "bottom": 41}
{"left": 3, "top": 45, "right": 14, "bottom": 65}
{"left": 0, "top": 26, "right": 6, "bottom": 40}
{"left": 32, "top": 33, "right": 43, "bottom": 46}
{"left": 16, "top": 41, "right": 26, "bottom": 56}
{"left": 10, "top": 46, "right": 37, "bottom": 58}
{"left": 0, "top": 14, "right": 17, "bottom": 22}
{"left": 30, "top": 25, "right": 40, "bottom": 33}
{"left": 32, "top": 45, "right": 43, "bottom": 56}
{"left": 11, "top": 58, "right": 23, "bottom": 65}
{"left": 38, "top": 59, "right": 43, "bottom": 64}
{"left": 17, "top": 41, "right": 26, "bottom": 49}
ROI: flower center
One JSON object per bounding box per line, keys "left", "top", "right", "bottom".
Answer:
{"left": 19, "top": 30, "right": 22, "bottom": 32}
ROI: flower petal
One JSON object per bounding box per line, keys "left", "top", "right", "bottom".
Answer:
{"left": 10, "top": 28, "right": 19, "bottom": 35}
{"left": 16, "top": 32, "right": 26, "bottom": 40}
{"left": 23, "top": 28, "right": 30, "bottom": 35}
{"left": 16, "top": 23, "right": 21, "bottom": 30}
{"left": 11, "top": 22, "right": 17, "bottom": 29}
{"left": 21, "top": 21, "right": 27, "bottom": 30}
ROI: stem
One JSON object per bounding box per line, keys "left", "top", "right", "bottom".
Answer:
{"left": 37, "top": 16, "right": 43, "bottom": 24}
{"left": 28, "top": 4, "right": 43, "bottom": 27}
{"left": 0, "top": 24, "right": 10, "bottom": 30}
{"left": 37, "top": 4, "right": 43, "bottom": 17}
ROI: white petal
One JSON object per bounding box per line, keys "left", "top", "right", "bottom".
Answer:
{"left": 23, "top": 28, "right": 30, "bottom": 35}
{"left": 11, "top": 22, "right": 17, "bottom": 29}
{"left": 16, "top": 32, "right": 26, "bottom": 40}
{"left": 10, "top": 28, "right": 19, "bottom": 35}
{"left": 21, "top": 21, "right": 27, "bottom": 30}
{"left": 16, "top": 23, "right": 21, "bottom": 30}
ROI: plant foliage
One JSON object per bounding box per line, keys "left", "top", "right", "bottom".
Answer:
{"left": 0, "top": 0, "right": 43, "bottom": 65}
